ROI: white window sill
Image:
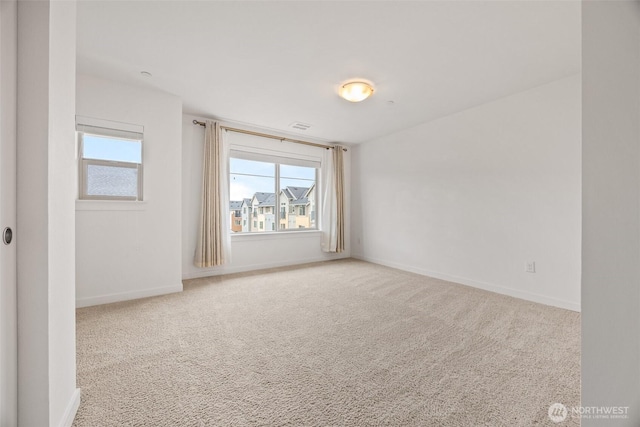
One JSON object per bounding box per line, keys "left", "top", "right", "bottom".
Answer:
{"left": 75, "top": 200, "right": 147, "bottom": 211}
{"left": 231, "top": 229, "right": 321, "bottom": 241}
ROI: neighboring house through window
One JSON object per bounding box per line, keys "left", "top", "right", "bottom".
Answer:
{"left": 229, "top": 139, "right": 319, "bottom": 234}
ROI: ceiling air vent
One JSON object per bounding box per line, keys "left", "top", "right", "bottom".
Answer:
{"left": 289, "top": 122, "right": 312, "bottom": 131}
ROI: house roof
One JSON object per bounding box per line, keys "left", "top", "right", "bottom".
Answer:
{"left": 282, "top": 186, "right": 309, "bottom": 201}
{"left": 229, "top": 201, "right": 243, "bottom": 210}
{"left": 253, "top": 192, "right": 276, "bottom": 207}
{"left": 303, "top": 184, "right": 315, "bottom": 198}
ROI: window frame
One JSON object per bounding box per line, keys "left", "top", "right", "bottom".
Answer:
{"left": 76, "top": 116, "right": 144, "bottom": 202}
{"left": 79, "top": 156, "right": 143, "bottom": 201}
{"left": 230, "top": 149, "right": 319, "bottom": 234}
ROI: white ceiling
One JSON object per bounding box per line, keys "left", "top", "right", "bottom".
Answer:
{"left": 76, "top": 1, "right": 580, "bottom": 145}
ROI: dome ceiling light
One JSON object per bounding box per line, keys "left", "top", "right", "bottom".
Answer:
{"left": 339, "top": 81, "right": 374, "bottom": 102}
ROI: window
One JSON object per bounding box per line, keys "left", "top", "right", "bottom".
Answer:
{"left": 229, "top": 151, "right": 318, "bottom": 233}
{"left": 280, "top": 164, "right": 316, "bottom": 230}
{"left": 77, "top": 117, "right": 143, "bottom": 201}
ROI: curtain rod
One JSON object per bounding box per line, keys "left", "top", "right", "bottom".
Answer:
{"left": 192, "top": 119, "right": 347, "bottom": 152}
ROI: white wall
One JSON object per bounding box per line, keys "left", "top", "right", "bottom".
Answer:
{"left": 182, "top": 115, "right": 350, "bottom": 279}
{"left": 17, "top": 0, "right": 79, "bottom": 425}
{"left": 76, "top": 75, "right": 182, "bottom": 307}
{"left": 48, "top": 3, "right": 80, "bottom": 424}
{"left": 0, "top": 0, "right": 17, "bottom": 425}
{"left": 351, "top": 75, "right": 581, "bottom": 311}
{"left": 582, "top": 2, "right": 640, "bottom": 425}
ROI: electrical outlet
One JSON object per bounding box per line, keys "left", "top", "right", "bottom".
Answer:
{"left": 525, "top": 261, "right": 536, "bottom": 273}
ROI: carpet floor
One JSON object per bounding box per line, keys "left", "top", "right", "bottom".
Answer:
{"left": 74, "top": 259, "right": 580, "bottom": 426}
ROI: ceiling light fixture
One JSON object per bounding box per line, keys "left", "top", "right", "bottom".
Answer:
{"left": 339, "top": 81, "right": 374, "bottom": 102}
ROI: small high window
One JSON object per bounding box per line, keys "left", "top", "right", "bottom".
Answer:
{"left": 77, "top": 117, "right": 143, "bottom": 201}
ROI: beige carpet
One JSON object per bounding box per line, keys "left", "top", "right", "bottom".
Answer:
{"left": 74, "top": 259, "right": 580, "bottom": 426}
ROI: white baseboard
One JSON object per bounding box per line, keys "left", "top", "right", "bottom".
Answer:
{"left": 76, "top": 284, "right": 183, "bottom": 308}
{"left": 183, "top": 254, "right": 351, "bottom": 280}
{"left": 58, "top": 388, "right": 81, "bottom": 427}
{"left": 352, "top": 254, "right": 580, "bottom": 312}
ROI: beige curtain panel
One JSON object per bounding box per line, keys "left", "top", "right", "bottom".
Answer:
{"left": 194, "top": 121, "right": 231, "bottom": 267}
{"left": 321, "top": 145, "right": 345, "bottom": 253}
